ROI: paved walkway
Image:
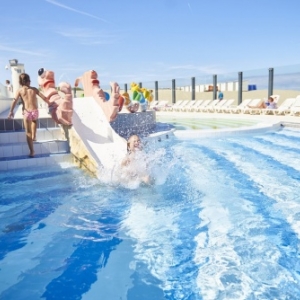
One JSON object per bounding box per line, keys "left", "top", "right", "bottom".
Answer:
{"left": 155, "top": 110, "right": 300, "bottom": 126}
{"left": 1, "top": 104, "right": 300, "bottom": 127}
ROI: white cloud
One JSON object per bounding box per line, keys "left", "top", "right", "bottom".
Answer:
{"left": 45, "top": 0, "right": 109, "bottom": 23}
{"left": 169, "top": 64, "right": 226, "bottom": 75}
{"left": 56, "top": 28, "right": 120, "bottom": 45}
{"left": 0, "top": 44, "right": 46, "bottom": 56}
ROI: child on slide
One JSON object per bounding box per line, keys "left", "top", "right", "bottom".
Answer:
{"left": 121, "top": 135, "right": 153, "bottom": 185}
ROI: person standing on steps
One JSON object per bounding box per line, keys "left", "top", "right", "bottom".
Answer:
{"left": 7, "top": 73, "right": 50, "bottom": 158}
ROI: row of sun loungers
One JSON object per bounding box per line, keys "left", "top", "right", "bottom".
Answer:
{"left": 151, "top": 96, "right": 300, "bottom": 115}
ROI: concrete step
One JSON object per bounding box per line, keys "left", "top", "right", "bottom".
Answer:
{"left": 0, "top": 128, "right": 72, "bottom": 171}
{"left": 0, "top": 127, "right": 64, "bottom": 144}
{"left": 0, "top": 140, "right": 70, "bottom": 159}
{"left": 0, "top": 153, "right": 73, "bottom": 171}
{"left": 0, "top": 116, "right": 59, "bottom": 132}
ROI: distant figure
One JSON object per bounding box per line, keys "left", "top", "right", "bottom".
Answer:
{"left": 267, "top": 96, "right": 277, "bottom": 109}
{"left": 248, "top": 96, "right": 277, "bottom": 109}
{"left": 218, "top": 90, "right": 224, "bottom": 101}
{"left": 121, "top": 134, "right": 152, "bottom": 185}
{"left": 7, "top": 73, "right": 50, "bottom": 157}
{"left": 5, "top": 80, "right": 13, "bottom": 94}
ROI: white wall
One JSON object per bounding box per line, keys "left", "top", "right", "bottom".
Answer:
{"left": 181, "top": 80, "right": 249, "bottom": 92}
{"left": 0, "top": 82, "right": 8, "bottom": 98}
{"left": 0, "top": 99, "right": 13, "bottom": 114}
{"left": 10, "top": 63, "right": 25, "bottom": 92}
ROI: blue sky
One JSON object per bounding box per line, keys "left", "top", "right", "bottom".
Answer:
{"left": 1, "top": 0, "right": 300, "bottom": 88}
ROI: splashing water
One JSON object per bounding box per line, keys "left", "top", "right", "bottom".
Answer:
{"left": 1, "top": 127, "right": 300, "bottom": 299}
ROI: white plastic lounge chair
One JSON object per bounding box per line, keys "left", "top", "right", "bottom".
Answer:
{"left": 195, "top": 99, "right": 213, "bottom": 112}
{"left": 189, "top": 100, "right": 204, "bottom": 112}
{"left": 149, "top": 100, "right": 159, "bottom": 108}
{"left": 202, "top": 99, "right": 219, "bottom": 112}
{"left": 207, "top": 99, "right": 227, "bottom": 112}
{"left": 242, "top": 98, "right": 263, "bottom": 114}
{"left": 270, "top": 94, "right": 280, "bottom": 103}
{"left": 165, "top": 100, "right": 183, "bottom": 111}
{"left": 209, "top": 99, "right": 230, "bottom": 113}
{"left": 173, "top": 100, "right": 190, "bottom": 111}
{"left": 263, "top": 97, "right": 295, "bottom": 115}
{"left": 227, "top": 99, "right": 252, "bottom": 114}
{"left": 289, "top": 97, "right": 300, "bottom": 116}
{"left": 181, "top": 100, "right": 197, "bottom": 112}
{"left": 217, "top": 99, "right": 235, "bottom": 113}
{"left": 153, "top": 100, "right": 170, "bottom": 111}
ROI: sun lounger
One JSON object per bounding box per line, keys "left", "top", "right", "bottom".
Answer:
{"left": 270, "top": 94, "right": 280, "bottom": 103}
{"left": 202, "top": 99, "right": 219, "bottom": 112}
{"left": 173, "top": 100, "right": 190, "bottom": 111}
{"left": 289, "top": 97, "right": 300, "bottom": 116}
{"left": 262, "top": 97, "right": 295, "bottom": 115}
{"left": 152, "top": 100, "right": 170, "bottom": 111}
{"left": 195, "top": 99, "right": 213, "bottom": 112}
{"left": 149, "top": 100, "right": 159, "bottom": 109}
{"left": 164, "top": 100, "right": 183, "bottom": 111}
{"left": 216, "top": 99, "right": 235, "bottom": 113}
{"left": 242, "top": 98, "right": 263, "bottom": 114}
{"left": 189, "top": 100, "right": 204, "bottom": 112}
{"left": 227, "top": 99, "right": 252, "bottom": 114}
{"left": 206, "top": 99, "right": 226, "bottom": 112}
{"left": 181, "top": 100, "right": 197, "bottom": 112}
{"left": 209, "top": 99, "right": 232, "bottom": 113}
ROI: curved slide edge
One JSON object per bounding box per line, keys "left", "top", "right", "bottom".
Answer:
{"left": 71, "top": 97, "right": 126, "bottom": 172}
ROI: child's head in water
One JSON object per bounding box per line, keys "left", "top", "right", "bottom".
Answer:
{"left": 123, "top": 134, "right": 153, "bottom": 185}
{"left": 127, "top": 135, "right": 142, "bottom": 153}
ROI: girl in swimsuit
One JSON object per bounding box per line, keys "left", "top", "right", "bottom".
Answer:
{"left": 8, "top": 73, "right": 50, "bottom": 157}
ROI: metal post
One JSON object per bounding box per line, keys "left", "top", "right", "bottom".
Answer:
{"left": 124, "top": 84, "right": 127, "bottom": 93}
{"left": 238, "top": 72, "right": 243, "bottom": 105}
{"left": 268, "top": 68, "right": 274, "bottom": 97}
{"left": 155, "top": 81, "right": 158, "bottom": 101}
{"left": 213, "top": 75, "right": 217, "bottom": 100}
{"left": 172, "top": 79, "right": 176, "bottom": 104}
{"left": 191, "top": 77, "right": 195, "bottom": 100}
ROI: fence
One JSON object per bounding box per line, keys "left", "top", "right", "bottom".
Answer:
{"left": 110, "top": 64, "right": 300, "bottom": 105}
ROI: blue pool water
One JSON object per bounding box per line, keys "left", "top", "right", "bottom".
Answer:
{"left": 1, "top": 126, "right": 300, "bottom": 299}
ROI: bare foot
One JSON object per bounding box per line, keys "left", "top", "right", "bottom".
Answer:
{"left": 29, "top": 152, "right": 35, "bottom": 158}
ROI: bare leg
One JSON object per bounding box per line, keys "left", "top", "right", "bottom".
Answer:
{"left": 31, "top": 120, "right": 37, "bottom": 141}
{"left": 24, "top": 117, "right": 34, "bottom": 157}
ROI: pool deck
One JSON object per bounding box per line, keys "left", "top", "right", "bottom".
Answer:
{"left": 2, "top": 104, "right": 300, "bottom": 125}
{"left": 154, "top": 110, "right": 300, "bottom": 139}
{"left": 155, "top": 110, "right": 300, "bottom": 125}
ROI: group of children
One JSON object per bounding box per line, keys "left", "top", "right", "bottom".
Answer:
{"left": 8, "top": 73, "right": 152, "bottom": 184}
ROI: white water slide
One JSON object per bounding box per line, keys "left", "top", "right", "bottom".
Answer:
{"left": 72, "top": 97, "right": 127, "bottom": 171}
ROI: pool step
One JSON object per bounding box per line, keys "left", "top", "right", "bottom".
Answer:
{"left": 0, "top": 128, "right": 72, "bottom": 171}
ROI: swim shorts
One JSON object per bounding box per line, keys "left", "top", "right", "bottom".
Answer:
{"left": 23, "top": 109, "right": 39, "bottom": 121}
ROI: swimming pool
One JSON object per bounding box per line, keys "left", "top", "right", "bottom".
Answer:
{"left": 156, "top": 115, "right": 260, "bottom": 130}
{"left": 1, "top": 126, "right": 300, "bottom": 299}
